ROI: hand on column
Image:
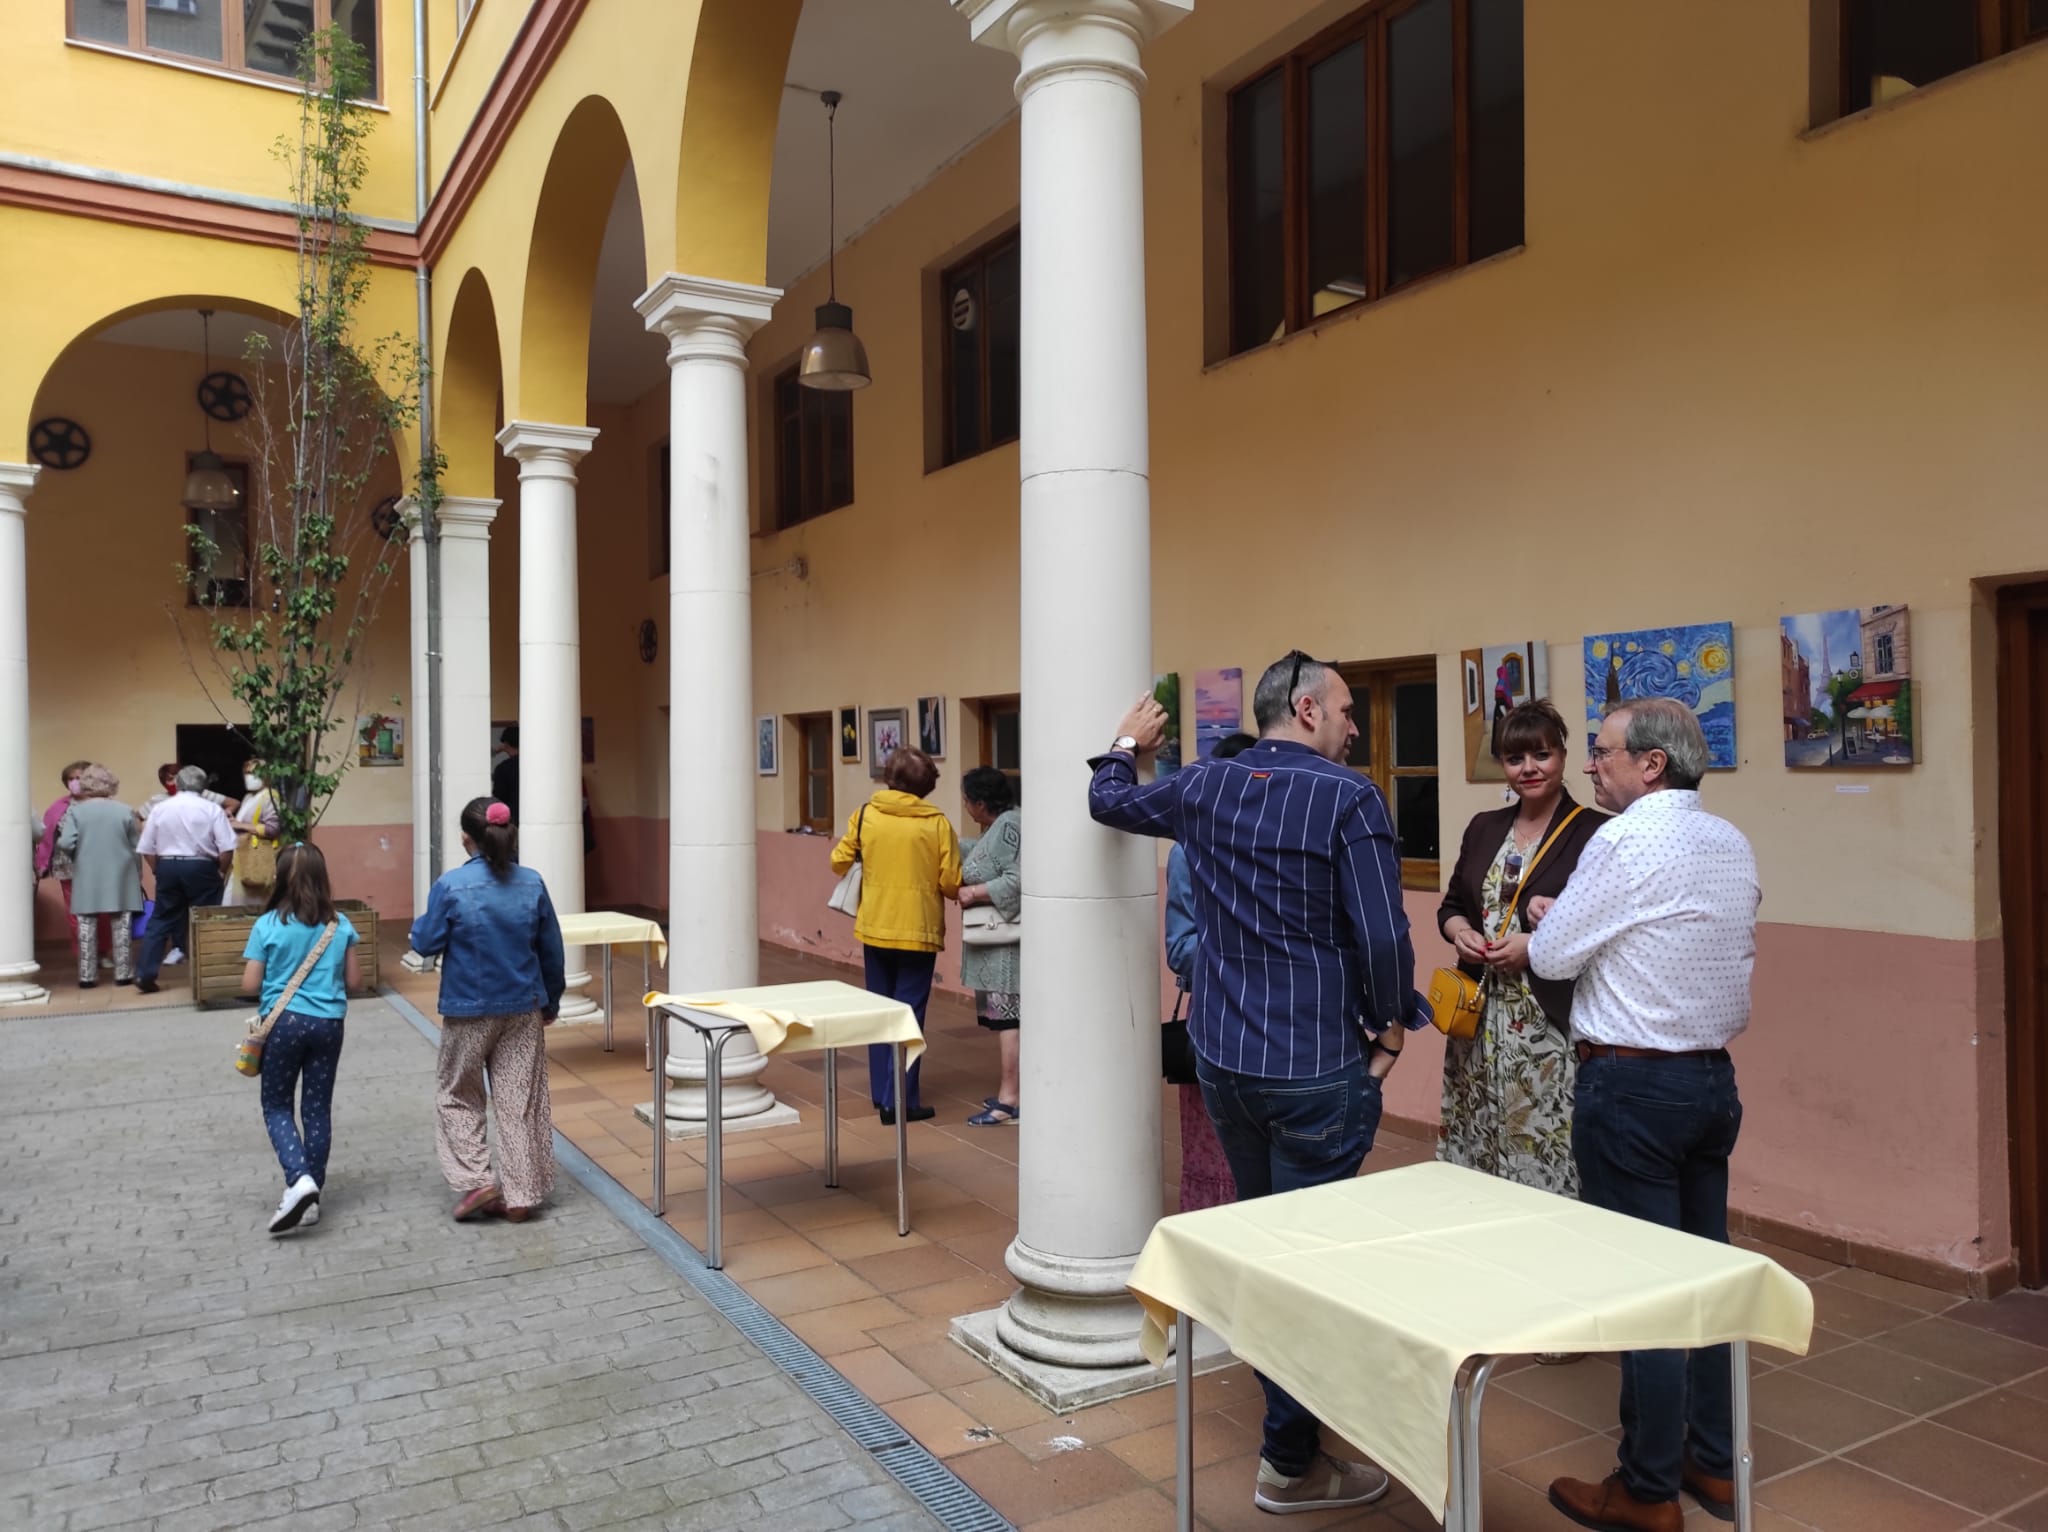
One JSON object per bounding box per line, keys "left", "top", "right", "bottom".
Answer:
{"left": 1114, "top": 696, "right": 1168, "bottom": 754}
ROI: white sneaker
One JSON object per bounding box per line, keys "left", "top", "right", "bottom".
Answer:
{"left": 1254, "top": 1453, "right": 1390, "bottom": 1514}
{"left": 164, "top": 948, "right": 185, "bottom": 966}
{"left": 268, "top": 1175, "right": 319, "bottom": 1234}
{"left": 300, "top": 1201, "right": 321, "bottom": 1229}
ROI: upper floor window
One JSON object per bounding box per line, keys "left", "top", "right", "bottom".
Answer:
{"left": 1227, "top": 0, "right": 1523, "bottom": 356}
{"left": 772, "top": 367, "right": 853, "bottom": 529}
{"left": 941, "top": 232, "right": 1021, "bottom": 465}
{"left": 69, "top": 0, "right": 380, "bottom": 96}
{"left": 1838, "top": 0, "right": 2045, "bottom": 116}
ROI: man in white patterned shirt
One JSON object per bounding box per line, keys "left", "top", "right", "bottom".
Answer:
{"left": 1527, "top": 697, "right": 1759, "bottom": 1532}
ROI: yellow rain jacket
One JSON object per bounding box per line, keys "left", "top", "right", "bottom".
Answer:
{"left": 831, "top": 791, "right": 962, "bottom": 953}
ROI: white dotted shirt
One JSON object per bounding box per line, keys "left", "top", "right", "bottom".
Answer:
{"left": 1527, "top": 789, "right": 1759, "bottom": 1052}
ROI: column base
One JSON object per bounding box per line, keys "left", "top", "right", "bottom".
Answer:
{"left": 631, "top": 1099, "right": 803, "bottom": 1141}
{"left": 0, "top": 980, "right": 51, "bottom": 1007}
{"left": 993, "top": 1236, "right": 1157, "bottom": 1369}
{"left": 949, "top": 1305, "right": 1235, "bottom": 1412}
{"left": 556, "top": 967, "right": 600, "bottom": 1023}
{"left": 653, "top": 1047, "right": 781, "bottom": 1122}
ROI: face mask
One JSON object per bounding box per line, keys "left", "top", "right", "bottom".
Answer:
{"left": 244, "top": 774, "right": 263, "bottom": 792}
{"left": 66, "top": 780, "right": 81, "bottom": 796}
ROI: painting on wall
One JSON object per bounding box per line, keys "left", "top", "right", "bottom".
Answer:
{"left": 839, "top": 706, "right": 860, "bottom": 764}
{"left": 868, "top": 708, "right": 906, "bottom": 779}
{"left": 917, "top": 696, "right": 945, "bottom": 760}
{"left": 356, "top": 712, "right": 403, "bottom": 767}
{"left": 1460, "top": 642, "right": 1549, "bottom": 782}
{"left": 1583, "top": 623, "right": 1737, "bottom": 769}
{"left": 1780, "top": 606, "right": 1914, "bottom": 768}
{"left": 1153, "top": 672, "right": 1182, "bottom": 776}
{"left": 1194, "top": 668, "right": 1244, "bottom": 759}
{"left": 756, "top": 716, "right": 778, "bottom": 777}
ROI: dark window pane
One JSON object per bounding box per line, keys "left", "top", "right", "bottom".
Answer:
{"left": 1394, "top": 776, "right": 1441, "bottom": 862}
{"left": 2033, "top": 0, "right": 2048, "bottom": 37}
{"left": 1393, "top": 682, "right": 1437, "bottom": 767}
{"left": 820, "top": 391, "right": 853, "bottom": 512}
{"left": 1387, "top": 0, "right": 1456, "bottom": 288}
{"left": 1306, "top": 41, "right": 1369, "bottom": 319}
{"left": 1229, "top": 68, "right": 1286, "bottom": 354}
{"left": 776, "top": 376, "right": 801, "bottom": 528}
{"left": 947, "top": 265, "right": 984, "bottom": 462}
{"left": 1345, "top": 686, "right": 1373, "bottom": 770}
{"left": 986, "top": 241, "right": 1021, "bottom": 447}
{"left": 1468, "top": 0, "right": 1524, "bottom": 260}
{"left": 1844, "top": 0, "right": 1979, "bottom": 112}
{"left": 807, "top": 722, "right": 830, "bottom": 770}
{"left": 335, "top": 0, "right": 378, "bottom": 94}
{"left": 72, "top": 0, "right": 128, "bottom": 46}
{"left": 993, "top": 709, "right": 1021, "bottom": 771}
{"left": 150, "top": 0, "right": 225, "bottom": 63}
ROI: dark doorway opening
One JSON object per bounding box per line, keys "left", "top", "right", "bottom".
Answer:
{"left": 175, "top": 724, "right": 251, "bottom": 802}
{"left": 1998, "top": 583, "right": 2048, "bottom": 1286}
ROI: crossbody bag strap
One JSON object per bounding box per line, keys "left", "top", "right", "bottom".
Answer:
{"left": 854, "top": 805, "right": 866, "bottom": 858}
{"left": 257, "top": 920, "right": 340, "bottom": 1036}
{"left": 1491, "top": 805, "right": 1586, "bottom": 942}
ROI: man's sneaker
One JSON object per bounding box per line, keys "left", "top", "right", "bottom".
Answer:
{"left": 164, "top": 948, "right": 185, "bottom": 966}
{"left": 268, "top": 1175, "right": 320, "bottom": 1234}
{"left": 300, "top": 1201, "right": 322, "bottom": 1229}
{"left": 1254, "top": 1453, "right": 1390, "bottom": 1514}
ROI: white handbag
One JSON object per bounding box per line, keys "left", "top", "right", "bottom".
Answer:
{"left": 827, "top": 807, "right": 865, "bottom": 918}
{"left": 961, "top": 905, "right": 1021, "bottom": 947}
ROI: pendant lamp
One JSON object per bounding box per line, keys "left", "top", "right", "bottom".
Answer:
{"left": 797, "top": 91, "right": 871, "bottom": 391}
{"left": 182, "top": 309, "right": 242, "bottom": 513}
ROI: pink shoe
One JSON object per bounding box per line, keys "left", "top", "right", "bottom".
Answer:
{"left": 452, "top": 1186, "right": 503, "bottom": 1222}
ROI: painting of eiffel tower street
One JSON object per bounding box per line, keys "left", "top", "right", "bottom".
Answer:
{"left": 1584, "top": 622, "right": 1738, "bottom": 770}
{"left": 1779, "top": 606, "right": 1914, "bottom": 768}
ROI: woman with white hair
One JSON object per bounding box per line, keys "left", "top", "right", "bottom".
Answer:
{"left": 56, "top": 764, "right": 143, "bottom": 988}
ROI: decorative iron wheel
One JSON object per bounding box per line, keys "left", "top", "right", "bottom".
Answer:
{"left": 198, "top": 370, "right": 253, "bottom": 422}
{"left": 638, "top": 618, "right": 659, "bottom": 664}
{"left": 29, "top": 417, "right": 91, "bottom": 471}
{"left": 370, "top": 495, "right": 407, "bottom": 544}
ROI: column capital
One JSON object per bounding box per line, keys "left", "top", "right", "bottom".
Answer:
{"left": 0, "top": 462, "right": 41, "bottom": 512}
{"left": 436, "top": 495, "right": 501, "bottom": 542}
{"left": 636, "top": 274, "right": 782, "bottom": 368}
{"left": 496, "top": 422, "right": 598, "bottom": 480}
{"left": 957, "top": 0, "right": 1189, "bottom": 92}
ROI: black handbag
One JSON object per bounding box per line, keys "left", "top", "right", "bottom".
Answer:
{"left": 1161, "top": 989, "right": 1199, "bottom": 1086}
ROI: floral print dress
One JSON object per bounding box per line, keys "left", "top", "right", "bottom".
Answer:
{"left": 1437, "top": 827, "right": 1580, "bottom": 1198}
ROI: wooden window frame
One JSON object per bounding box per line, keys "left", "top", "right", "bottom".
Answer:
{"left": 771, "top": 365, "right": 855, "bottom": 530}
{"left": 974, "top": 694, "right": 1022, "bottom": 790}
{"left": 65, "top": 0, "right": 383, "bottom": 99}
{"left": 1225, "top": 0, "right": 1517, "bottom": 354}
{"left": 796, "top": 713, "right": 834, "bottom": 835}
{"left": 939, "top": 229, "right": 1022, "bottom": 467}
{"left": 1336, "top": 658, "right": 1440, "bottom": 891}
{"left": 1836, "top": 0, "right": 2046, "bottom": 118}
{"left": 183, "top": 454, "right": 253, "bottom": 610}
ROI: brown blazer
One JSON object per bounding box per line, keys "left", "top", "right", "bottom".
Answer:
{"left": 1436, "top": 791, "right": 1608, "bottom": 1033}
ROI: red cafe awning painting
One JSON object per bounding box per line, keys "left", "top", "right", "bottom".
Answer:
{"left": 1847, "top": 679, "right": 1903, "bottom": 705}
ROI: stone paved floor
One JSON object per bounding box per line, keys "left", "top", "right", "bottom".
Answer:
{"left": 0, "top": 992, "right": 938, "bottom": 1532}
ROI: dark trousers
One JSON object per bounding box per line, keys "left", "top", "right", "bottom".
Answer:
{"left": 139, "top": 858, "right": 226, "bottom": 982}
{"left": 1572, "top": 1052, "right": 1744, "bottom": 1503}
{"left": 260, "top": 1009, "right": 345, "bottom": 1186}
{"left": 862, "top": 945, "right": 936, "bottom": 1111}
{"left": 1197, "top": 1055, "right": 1383, "bottom": 1476}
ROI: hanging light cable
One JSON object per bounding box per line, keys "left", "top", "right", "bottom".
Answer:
{"left": 182, "top": 309, "right": 242, "bottom": 512}
{"left": 797, "top": 90, "right": 871, "bottom": 391}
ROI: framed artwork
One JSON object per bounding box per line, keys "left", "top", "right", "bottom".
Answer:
{"left": 917, "top": 696, "right": 945, "bottom": 760}
{"left": 1460, "top": 642, "right": 1549, "bottom": 782}
{"left": 839, "top": 706, "right": 861, "bottom": 764}
{"left": 1194, "top": 668, "right": 1244, "bottom": 759}
{"left": 756, "top": 716, "right": 778, "bottom": 776}
{"left": 1153, "top": 672, "right": 1182, "bottom": 776}
{"left": 868, "top": 708, "right": 907, "bottom": 778}
{"left": 1780, "top": 606, "right": 1914, "bottom": 767}
{"left": 356, "top": 712, "right": 403, "bottom": 767}
{"left": 1584, "top": 623, "right": 1737, "bottom": 769}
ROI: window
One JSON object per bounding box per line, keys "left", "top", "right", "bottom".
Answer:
{"left": 941, "top": 232, "right": 1021, "bottom": 465}
{"left": 649, "top": 441, "right": 670, "bottom": 577}
{"left": 1226, "top": 0, "right": 1523, "bottom": 355}
{"left": 1336, "top": 659, "right": 1439, "bottom": 890}
{"left": 974, "top": 695, "right": 1022, "bottom": 792}
{"left": 69, "top": 0, "right": 381, "bottom": 94}
{"left": 184, "top": 457, "right": 251, "bottom": 609}
{"left": 772, "top": 367, "right": 853, "bottom": 528}
{"left": 1838, "top": 0, "right": 2044, "bottom": 116}
{"left": 796, "top": 715, "right": 834, "bottom": 834}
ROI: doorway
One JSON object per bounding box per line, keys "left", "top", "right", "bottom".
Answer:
{"left": 174, "top": 724, "right": 251, "bottom": 801}
{"left": 1998, "top": 583, "right": 2048, "bottom": 1286}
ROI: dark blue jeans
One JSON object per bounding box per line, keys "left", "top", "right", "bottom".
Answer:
{"left": 863, "top": 945, "right": 936, "bottom": 1111}
{"left": 1572, "top": 1052, "right": 1744, "bottom": 1503}
{"left": 260, "top": 1009, "right": 346, "bottom": 1186}
{"left": 139, "top": 858, "right": 225, "bottom": 982}
{"left": 1197, "top": 1055, "right": 1382, "bottom": 1476}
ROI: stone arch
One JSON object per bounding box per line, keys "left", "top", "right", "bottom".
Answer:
{"left": 438, "top": 268, "right": 504, "bottom": 499}
{"left": 670, "top": 0, "right": 804, "bottom": 286}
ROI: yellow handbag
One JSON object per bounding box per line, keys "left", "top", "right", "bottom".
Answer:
{"left": 1429, "top": 807, "right": 1585, "bottom": 1040}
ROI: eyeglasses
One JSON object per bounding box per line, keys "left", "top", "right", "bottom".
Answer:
{"left": 1586, "top": 745, "right": 1636, "bottom": 762}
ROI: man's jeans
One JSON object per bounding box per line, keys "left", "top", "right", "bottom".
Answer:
{"left": 139, "top": 858, "right": 226, "bottom": 983}
{"left": 1572, "top": 1051, "right": 1744, "bottom": 1504}
{"left": 1196, "top": 1055, "right": 1382, "bottom": 1476}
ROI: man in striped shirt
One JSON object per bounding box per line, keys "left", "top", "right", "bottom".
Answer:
{"left": 1089, "top": 651, "right": 1429, "bottom": 1516}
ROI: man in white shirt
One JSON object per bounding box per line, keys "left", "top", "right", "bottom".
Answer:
{"left": 135, "top": 766, "right": 237, "bottom": 994}
{"left": 1527, "top": 697, "right": 1759, "bottom": 1532}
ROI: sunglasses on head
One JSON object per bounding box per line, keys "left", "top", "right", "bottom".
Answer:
{"left": 1286, "top": 650, "right": 1319, "bottom": 711}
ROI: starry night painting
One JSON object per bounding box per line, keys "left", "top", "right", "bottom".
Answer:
{"left": 1583, "top": 623, "right": 1737, "bottom": 769}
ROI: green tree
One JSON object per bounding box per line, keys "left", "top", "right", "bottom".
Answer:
{"left": 1826, "top": 669, "right": 1863, "bottom": 764}
{"left": 182, "top": 29, "right": 440, "bottom": 843}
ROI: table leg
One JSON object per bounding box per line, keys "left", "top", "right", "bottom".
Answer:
{"left": 1732, "top": 1340, "right": 1754, "bottom": 1532}
{"left": 893, "top": 1042, "right": 909, "bottom": 1238}
{"left": 650, "top": 1009, "right": 668, "bottom": 1216}
{"left": 602, "top": 947, "right": 614, "bottom": 1053}
{"left": 705, "top": 1028, "right": 732, "bottom": 1268}
{"left": 823, "top": 1048, "right": 840, "bottom": 1189}
{"left": 641, "top": 945, "right": 651, "bottom": 1070}
{"left": 1174, "top": 1311, "right": 1195, "bottom": 1532}
{"left": 1459, "top": 1356, "right": 1499, "bottom": 1528}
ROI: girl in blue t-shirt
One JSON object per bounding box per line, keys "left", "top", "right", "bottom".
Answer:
{"left": 241, "top": 843, "right": 360, "bottom": 1234}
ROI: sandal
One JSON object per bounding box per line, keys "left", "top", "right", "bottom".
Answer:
{"left": 967, "top": 1102, "right": 1019, "bottom": 1126}
{"left": 452, "top": 1186, "right": 503, "bottom": 1222}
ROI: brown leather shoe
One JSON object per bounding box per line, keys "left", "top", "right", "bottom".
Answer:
{"left": 500, "top": 1206, "right": 532, "bottom": 1224}
{"left": 1548, "top": 1472, "right": 1683, "bottom": 1532}
{"left": 1682, "top": 1455, "right": 1734, "bottom": 1522}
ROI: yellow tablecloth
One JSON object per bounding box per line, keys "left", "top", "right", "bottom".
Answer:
{"left": 557, "top": 911, "right": 668, "bottom": 967}
{"left": 1127, "top": 1161, "right": 1813, "bottom": 1519}
{"left": 643, "top": 980, "right": 925, "bottom": 1070}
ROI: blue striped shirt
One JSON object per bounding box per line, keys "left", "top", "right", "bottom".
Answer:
{"left": 1089, "top": 740, "right": 1428, "bottom": 1081}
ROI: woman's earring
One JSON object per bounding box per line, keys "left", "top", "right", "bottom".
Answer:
{"left": 1502, "top": 788, "right": 1516, "bottom": 805}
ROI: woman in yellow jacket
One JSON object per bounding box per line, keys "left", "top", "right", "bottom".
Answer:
{"left": 832, "top": 747, "right": 961, "bottom": 1124}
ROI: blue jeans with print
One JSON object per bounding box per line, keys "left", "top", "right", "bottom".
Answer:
{"left": 1197, "top": 1055, "right": 1382, "bottom": 1476}
{"left": 260, "top": 1009, "right": 346, "bottom": 1186}
{"left": 1572, "top": 1051, "right": 1743, "bottom": 1503}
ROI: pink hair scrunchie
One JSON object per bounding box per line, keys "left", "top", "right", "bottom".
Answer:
{"left": 485, "top": 801, "right": 511, "bottom": 826}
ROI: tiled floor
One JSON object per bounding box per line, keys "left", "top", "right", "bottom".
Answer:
{"left": 44, "top": 934, "right": 2048, "bottom": 1529}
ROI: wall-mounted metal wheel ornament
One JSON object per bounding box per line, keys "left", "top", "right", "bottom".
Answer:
{"left": 197, "top": 371, "right": 253, "bottom": 422}
{"left": 370, "top": 496, "right": 407, "bottom": 544}
{"left": 29, "top": 417, "right": 91, "bottom": 471}
{"left": 638, "top": 618, "right": 659, "bottom": 664}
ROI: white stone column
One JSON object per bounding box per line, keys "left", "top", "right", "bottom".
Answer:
{"left": 497, "top": 424, "right": 600, "bottom": 1021}
{"left": 0, "top": 464, "right": 48, "bottom": 1006}
{"left": 956, "top": 0, "right": 1188, "bottom": 1381}
{"left": 635, "top": 274, "right": 795, "bottom": 1133}
{"left": 407, "top": 505, "right": 434, "bottom": 919}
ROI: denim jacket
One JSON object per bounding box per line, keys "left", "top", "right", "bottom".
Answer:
{"left": 409, "top": 856, "right": 566, "bottom": 1020}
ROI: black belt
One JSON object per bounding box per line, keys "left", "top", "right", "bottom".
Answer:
{"left": 1575, "top": 1042, "right": 1729, "bottom": 1063}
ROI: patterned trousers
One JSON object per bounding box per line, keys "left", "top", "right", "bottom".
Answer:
{"left": 434, "top": 1010, "right": 555, "bottom": 1210}
{"left": 76, "top": 909, "right": 132, "bottom": 984}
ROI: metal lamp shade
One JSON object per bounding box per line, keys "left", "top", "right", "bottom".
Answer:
{"left": 797, "top": 301, "right": 871, "bottom": 391}
{"left": 181, "top": 449, "right": 242, "bottom": 513}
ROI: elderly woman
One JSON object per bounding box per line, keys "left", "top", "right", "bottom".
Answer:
{"left": 955, "top": 767, "right": 1022, "bottom": 1126}
{"left": 37, "top": 760, "right": 93, "bottom": 955}
{"left": 831, "top": 748, "right": 961, "bottom": 1125}
{"left": 222, "top": 757, "right": 283, "bottom": 907}
{"left": 56, "top": 764, "right": 143, "bottom": 988}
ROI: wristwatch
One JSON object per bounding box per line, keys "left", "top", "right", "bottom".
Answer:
{"left": 1112, "top": 735, "right": 1139, "bottom": 753}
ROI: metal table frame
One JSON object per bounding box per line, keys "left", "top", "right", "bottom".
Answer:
{"left": 649, "top": 1002, "right": 910, "bottom": 1269}
{"left": 1169, "top": 1312, "right": 1756, "bottom": 1532}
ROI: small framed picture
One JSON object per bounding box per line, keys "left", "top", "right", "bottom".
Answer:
{"left": 868, "top": 708, "right": 907, "bottom": 779}
{"left": 756, "top": 716, "right": 778, "bottom": 776}
{"left": 917, "top": 696, "right": 945, "bottom": 760}
{"left": 839, "top": 705, "right": 861, "bottom": 764}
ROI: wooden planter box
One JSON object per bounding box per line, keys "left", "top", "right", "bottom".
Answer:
{"left": 188, "top": 900, "right": 381, "bottom": 1008}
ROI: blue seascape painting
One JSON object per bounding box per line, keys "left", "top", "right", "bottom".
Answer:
{"left": 1582, "top": 623, "right": 1738, "bottom": 769}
